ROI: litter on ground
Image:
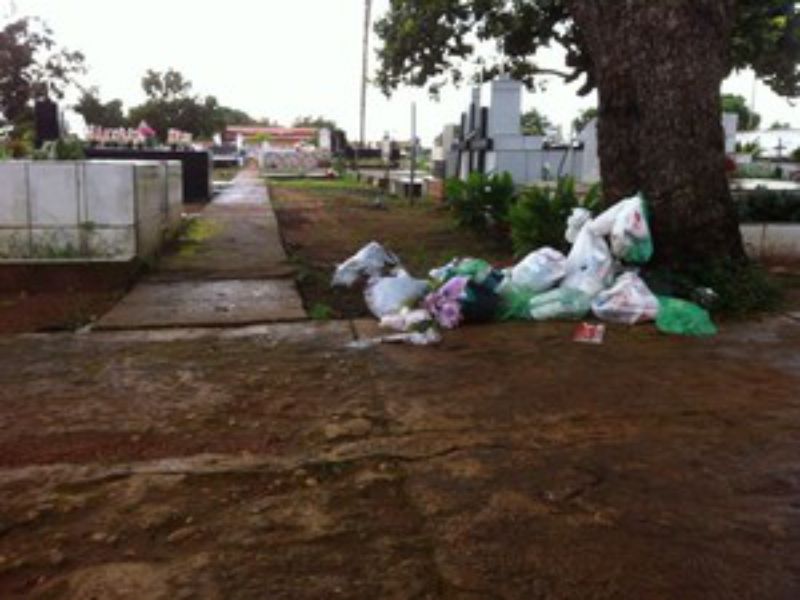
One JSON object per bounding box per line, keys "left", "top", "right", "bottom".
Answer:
{"left": 331, "top": 193, "right": 716, "bottom": 345}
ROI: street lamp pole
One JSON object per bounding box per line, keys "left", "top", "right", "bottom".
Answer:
{"left": 356, "top": 0, "right": 372, "bottom": 177}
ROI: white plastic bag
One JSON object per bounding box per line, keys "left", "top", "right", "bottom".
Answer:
{"left": 591, "top": 272, "right": 659, "bottom": 324}
{"left": 364, "top": 270, "right": 429, "bottom": 318}
{"left": 590, "top": 193, "right": 652, "bottom": 264}
{"left": 332, "top": 241, "right": 400, "bottom": 287}
{"left": 565, "top": 208, "right": 593, "bottom": 244}
{"left": 379, "top": 308, "right": 433, "bottom": 332}
{"left": 562, "top": 222, "right": 614, "bottom": 298}
{"left": 501, "top": 247, "right": 566, "bottom": 294}
{"left": 528, "top": 288, "right": 592, "bottom": 321}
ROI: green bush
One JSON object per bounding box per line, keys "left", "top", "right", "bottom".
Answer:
{"left": 734, "top": 162, "right": 783, "bottom": 180}
{"left": 508, "top": 178, "right": 601, "bottom": 256}
{"left": 33, "top": 136, "right": 85, "bottom": 161}
{"left": 735, "top": 189, "right": 800, "bottom": 223}
{"left": 445, "top": 172, "right": 515, "bottom": 233}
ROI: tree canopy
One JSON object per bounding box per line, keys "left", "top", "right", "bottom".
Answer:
{"left": 519, "top": 108, "right": 551, "bottom": 135}
{"left": 0, "top": 17, "right": 84, "bottom": 131}
{"left": 74, "top": 89, "right": 126, "bottom": 128}
{"left": 375, "top": 0, "right": 800, "bottom": 99}
{"left": 721, "top": 94, "right": 761, "bottom": 130}
{"left": 571, "top": 107, "right": 597, "bottom": 134}
{"left": 127, "top": 71, "right": 258, "bottom": 141}
{"left": 293, "top": 115, "right": 338, "bottom": 130}
{"left": 141, "top": 68, "right": 192, "bottom": 102}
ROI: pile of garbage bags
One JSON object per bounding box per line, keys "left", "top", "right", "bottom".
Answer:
{"left": 332, "top": 193, "right": 717, "bottom": 345}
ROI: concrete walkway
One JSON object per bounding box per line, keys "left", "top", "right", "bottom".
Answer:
{"left": 97, "top": 170, "right": 305, "bottom": 330}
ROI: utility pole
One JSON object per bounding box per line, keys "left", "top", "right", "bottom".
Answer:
{"left": 356, "top": 0, "right": 372, "bottom": 177}
{"left": 409, "top": 102, "right": 417, "bottom": 204}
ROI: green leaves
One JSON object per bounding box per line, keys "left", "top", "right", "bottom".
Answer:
{"left": 445, "top": 171, "right": 515, "bottom": 232}
{"left": 0, "top": 17, "right": 84, "bottom": 128}
{"left": 375, "top": 0, "right": 799, "bottom": 99}
{"left": 508, "top": 177, "right": 600, "bottom": 256}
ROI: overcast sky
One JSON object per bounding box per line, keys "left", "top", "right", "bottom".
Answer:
{"left": 5, "top": 0, "right": 799, "bottom": 144}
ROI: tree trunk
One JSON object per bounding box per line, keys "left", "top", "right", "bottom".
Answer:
{"left": 566, "top": 0, "right": 745, "bottom": 269}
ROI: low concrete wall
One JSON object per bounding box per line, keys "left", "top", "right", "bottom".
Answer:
{"left": 0, "top": 160, "right": 183, "bottom": 262}
{"left": 741, "top": 223, "right": 800, "bottom": 260}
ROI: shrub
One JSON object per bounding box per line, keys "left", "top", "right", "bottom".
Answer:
{"left": 644, "top": 260, "right": 782, "bottom": 316}
{"left": 445, "top": 172, "right": 515, "bottom": 233}
{"left": 735, "top": 189, "right": 800, "bottom": 223}
{"left": 734, "top": 162, "right": 782, "bottom": 180}
{"left": 508, "top": 178, "right": 601, "bottom": 256}
{"left": 32, "top": 136, "right": 85, "bottom": 160}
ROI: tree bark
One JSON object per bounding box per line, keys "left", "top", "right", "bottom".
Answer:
{"left": 566, "top": 0, "right": 745, "bottom": 269}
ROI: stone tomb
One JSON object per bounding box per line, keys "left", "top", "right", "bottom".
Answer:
{"left": 0, "top": 160, "right": 182, "bottom": 261}
{"left": 438, "top": 76, "right": 595, "bottom": 186}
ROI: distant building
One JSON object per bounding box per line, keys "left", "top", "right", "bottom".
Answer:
{"left": 224, "top": 126, "right": 318, "bottom": 147}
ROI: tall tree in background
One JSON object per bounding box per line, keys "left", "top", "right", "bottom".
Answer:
{"left": 128, "top": 70, "right": 257, "bottom": 140}
{"left": 721, "top": 94, "right": 761, "bottom": 130}
{"left": 74, "top": 88, "right": 126, "bottom": 127}
{"left": 0, "top": 17, "right": 84, "bottom": 136}
{"left": 520, "top": 108, "right": 551, "bottom": 135}
{"left": 141, "top": 68, "right": 192, "bottom": 102}
{"left": 572, "top": 107, "right": 598, "bottom": 134}
{"left": 293, "top": 115, "right": 338, "bottom": 130}
{"left": 375, "top": 0, "right": 800, "bottom": 269}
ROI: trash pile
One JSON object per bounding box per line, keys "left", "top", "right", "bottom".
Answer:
{"left": 332, "top": 193, "right": 718, "bottom": 346}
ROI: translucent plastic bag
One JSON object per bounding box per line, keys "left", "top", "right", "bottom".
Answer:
{"left": 379, "top": 308, "right": 434, "bottom": 332}
{"left": 562, "top": 222, "right": 614, "bottom": 298}
{"left": 332, "top": 241, "right": 400, "bottom": 287}
{"left": 497, "top": 288, "right": 537, "bottom": 321}
{"left": 655, "top": 296, "right": 717, "bottom": 337}
{"left": 529, "top": 287, "right": 592, "bottom": 321}
{"left": 364, "top": 270, "right": 429, "bottom": 318}
{"left": 590, "top": 193, "right": 653, "bottom": 264}
{"left": 565, "top": 208, "right": 593, "bottom": 244}
{"left": 429, "top": 257, "right": 503, "bottom": 290}
{"left": 591, "top": 272, "right": 659, "bottom": 324}
{"left": 502, "top": 247, "right": 566, "bottom": 294}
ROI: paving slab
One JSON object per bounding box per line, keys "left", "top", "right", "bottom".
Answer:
{"left": 96, "top": 279, "right": 306, "bottom": 329}
{"left": 154, "top": 203, "right": 293, "bottom": 281}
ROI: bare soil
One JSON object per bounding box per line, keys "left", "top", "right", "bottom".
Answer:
{"left": 0, "top": 262, "right": 139, "bottom": 334}
{"left": 271, "top": 182, "right": 512, "bottom": 318}
{"left": 1, "top": 181, "right": 799, "bottom": 598}
{"left": 0, "top": 315, "right": 799, "bottom": 599}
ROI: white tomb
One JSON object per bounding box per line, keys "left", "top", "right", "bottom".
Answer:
{"left": 0, "top": 160, "right": 182, "bottom": 261}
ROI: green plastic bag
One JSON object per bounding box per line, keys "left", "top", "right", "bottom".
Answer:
{"left": 655, "top": 296, "right": 717, "bottom": 337}
{"left": 625, "top": 236, "right": 654, "bottom": 265}
{"left": 497, "top": 287, "right": 537, "bottom": 321}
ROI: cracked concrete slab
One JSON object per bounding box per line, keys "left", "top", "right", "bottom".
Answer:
{"left": 95, "top": 279, "right": 306, "bottom": 329}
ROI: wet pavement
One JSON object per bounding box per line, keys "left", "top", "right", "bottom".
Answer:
{"left": 95, "top": 280, "right": 306, "bottom": 329}
{"left": 97, "top": 170, "right": 303, "bottom": 329}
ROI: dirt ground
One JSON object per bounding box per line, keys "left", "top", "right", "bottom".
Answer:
{"left": 271, "top": 182, "right": 511, "bottom": 318}
{"left": 1, "top": 181, "right": 799, "bottom": 598}
{"left": 0, "top": 262, "right": 139, "bottom": 334}
{"left": 0, "top": 314, "right": 799, "bottom": 599}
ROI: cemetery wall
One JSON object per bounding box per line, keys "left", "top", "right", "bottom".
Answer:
{"left": 0, "top": 160, "right": 182, "bottom": 262}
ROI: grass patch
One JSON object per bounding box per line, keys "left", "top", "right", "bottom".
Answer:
{"left": 267, "top": 176, "right": 371, "bottom": 193}
{"left": 213, "top": 167, "right": 241, "bottom": 182}
{"left": 309, "top": 302, "right": 334, "bottom": 320}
